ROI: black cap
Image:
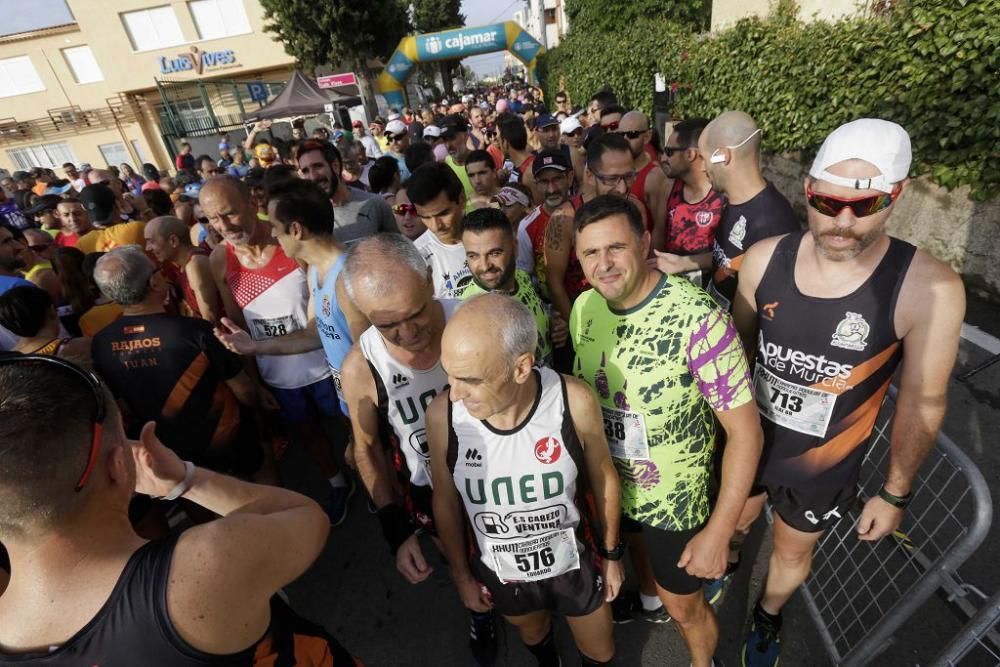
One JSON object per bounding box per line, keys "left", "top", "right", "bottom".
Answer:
{"left": 532, "top": 149, "right": 572, "bottom": 176}
{"left": 244, "top": 167, "right": 267, "bottom": 187}
{"left": 23, "top": 194, "right": 63, "bottom": 216}
{"left": 79, "top": 183, "right": 116, "bottom": 223}
{"left": 440, "top": 114, "right": 469, "bottom": 138}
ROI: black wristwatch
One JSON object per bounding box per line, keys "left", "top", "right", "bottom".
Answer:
{"left": 599, "top": 538, "right": 626, "bottom": 561}
{"left": 877, "top": 485, "right": 912, "bottom": 509}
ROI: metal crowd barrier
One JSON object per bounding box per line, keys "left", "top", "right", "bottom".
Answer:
{"left": 798, "top": 385, "right": 994, "bottom": 666}
{"left": 928, "top": 589, "right": 1000, "bottom": 666}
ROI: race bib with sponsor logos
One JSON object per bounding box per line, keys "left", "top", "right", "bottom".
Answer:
{"left": 754, "top": 364, "right": 837, "bottom": 437}
{"left": 486, "top": 528, "right": 580, "bottom": 582}
{"left": 601, "top": 407, "right": 649, "bottom": 460}
{"left": 250, "top": 315, "right": 298, "bottom": 340}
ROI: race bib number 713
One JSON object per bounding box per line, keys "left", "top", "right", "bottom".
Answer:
{"left": 754, "top": 365, "right": 837, "bottom": 437}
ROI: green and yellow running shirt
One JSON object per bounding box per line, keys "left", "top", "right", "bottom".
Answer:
{"left": 570, "top": 272, "right": 752, "bottom": 531}
{"left": 458, "top": 268, "right": 553, "bottom": 366}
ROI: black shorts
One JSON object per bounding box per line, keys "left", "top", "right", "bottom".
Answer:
{"left": 407, "top": 482, "right": 436, "bottom": 534}
{"left": 621, "top": 515, "right": 644, "bottom": 534}
{"left": 753, "top": 483, "right": 858, "bottom": 533}
{"left": 471, "top": 548, "right": 605, "bottom": 618}
{"left": 642, "top": 522, "right": 706, "bottom": 596}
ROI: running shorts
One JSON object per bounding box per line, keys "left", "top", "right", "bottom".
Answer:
{"left": 471, "top": 548, "right": 605, "bottom": 618}
{"left": 643, "top": 521, "right": 707, "bottom": 595}
{"left": 270, "top": 377, "right": 341, "bottom": 425}
{"left": 752, "top": 484, "right": 858, "bottom": 534}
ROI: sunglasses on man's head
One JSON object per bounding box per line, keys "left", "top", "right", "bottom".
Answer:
{"left": 806, "top": 187, "right": 898, "bottom": 218}
{"left": 0, "top": 355, "right": 106, "bottom": 492}
{"left": 392, "top": 203, "right": 416, "bottom": 216}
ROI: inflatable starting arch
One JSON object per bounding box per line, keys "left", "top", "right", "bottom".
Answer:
{"left": 377, "top": 22, "right": 545, "bottom": 108}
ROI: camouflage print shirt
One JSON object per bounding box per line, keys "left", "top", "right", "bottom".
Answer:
{"left": 570, "top": 272, "right": 753, "bottom": 531}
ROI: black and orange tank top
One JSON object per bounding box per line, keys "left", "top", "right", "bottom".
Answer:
{"left": 752, "top": 231, "right": 915, "bottom": 490}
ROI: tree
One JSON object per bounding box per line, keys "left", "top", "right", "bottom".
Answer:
{"left": 259, "top": 0, "right": 410, "bottom": 120}
{"left": 411, "top": 0, "right": 465, "bottom": 96}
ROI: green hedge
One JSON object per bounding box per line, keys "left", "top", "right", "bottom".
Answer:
{"left": 540, "top": 0, "right": 999, "bottom": 200}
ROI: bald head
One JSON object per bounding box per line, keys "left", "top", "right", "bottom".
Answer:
{"left": 446, "top": 294, "right": 537, "bottom": 371}
{"left": 342, "top": 233, "right": 429, "bottom": 304}
{"left": 200, "top": 175, "right": 251, "bottom": 204}
{"left": 146, "top": 216, "right": 190, "bottom": 243}
{"left": 619, "top": 111, "right": 650, "bottom": 133}
{"left": 22, "top": 228, "right": 51, "bottom": 247}
{"left": 702, "top": 111, "right": 761, "bottom": 160}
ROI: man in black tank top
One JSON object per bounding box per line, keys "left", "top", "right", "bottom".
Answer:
{"left": 427, "top": 294, "right": 623, "bottom": 667}
{"left": 698, "top": 111, "right": 801, "bottom": 312}
{"left": 0, "top": 356, "right": 356, "bottom": 666}
{"left": 725, "top": 120, "right": 966, "bottom": 667}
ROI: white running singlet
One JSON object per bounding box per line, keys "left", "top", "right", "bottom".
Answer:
{"left": 358, "top": 299, "right": 459, "bottom": 487}
{"left": 224, "top": 243, "right": 329, "bottom": 389}
{"left": 449, "top": 368, "right": 584, "bottom": 583}
{"left": 413, "top": 230, "right": 472, "bottom": 299}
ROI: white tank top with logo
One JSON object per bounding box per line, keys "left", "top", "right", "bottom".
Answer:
{"left": 449, "top": 367, "right": 584, "bottom": 583}
{"left": 358, "top": 299, "right": 459, "bottom": 487}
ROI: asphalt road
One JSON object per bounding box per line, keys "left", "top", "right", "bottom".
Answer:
{"left": 274, "top": 290, "right": 1000, "bottom": 667}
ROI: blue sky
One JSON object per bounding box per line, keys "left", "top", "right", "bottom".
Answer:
{"left": 460, "top": 0, "right": 525, "bottom": 77}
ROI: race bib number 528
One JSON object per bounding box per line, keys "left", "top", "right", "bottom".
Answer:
{"left": 250, "top": 315, "right": 296, "bottom": 340}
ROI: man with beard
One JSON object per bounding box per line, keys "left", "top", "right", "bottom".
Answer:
{"left": 467, "top": 104, "right": 488, "bottom": 151}
{"left": 294, "top": 139, "right": 396, "bottom": 246}
{"left": 729, "top": 120, "right": 964, "bottom": 667}
{"left": 516, "top": 150, "right": 573, "bottom": 296}
{"left": 699, "top": 111, "right": 799, "bottom": 312}
{"left": 618, "top": 111, "right": 669, "bottom": 253}
{"left": 457, "top": 207, "right": 566, "bottom": 367}
{"left": 651, "top": 118, "right": 725, "bottom": 287}
{"left": 203, "top": 176, "right": 355, "bottom": 525}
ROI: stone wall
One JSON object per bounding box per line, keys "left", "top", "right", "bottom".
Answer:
{"left": 762, "top": 153, "right": 1000, "bottom": 303}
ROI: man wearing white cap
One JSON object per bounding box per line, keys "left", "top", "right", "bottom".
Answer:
{"left": 383, "top": 118, "right": 412, "bottom": 180}
{"left": 725, "top": 119, "right": 965, "bottom": 667}
{"left": 561, "top": 116, "right": 586, "bottom": 185}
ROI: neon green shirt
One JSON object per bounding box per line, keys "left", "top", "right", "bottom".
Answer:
{"left": 445, "top": 156, "right": 476, "bottom": 213}
{"left": 570, "top": 272, "right": 752, "bottom": 531}
{"left": 458, "top": 269, "right": 553, "bottom": 366}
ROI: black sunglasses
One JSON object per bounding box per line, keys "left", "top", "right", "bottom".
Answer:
{"left": 618, "top": 129, "right": 648, "bottom": 140}
{"left": 663, "top": 145, "right": 688, "bottom": 157}
{"left": 0, "top": 355, "right": 106, "bottom": 491}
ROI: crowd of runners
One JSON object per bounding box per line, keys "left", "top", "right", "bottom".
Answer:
{"left": 0, "top": 82, "right": 967, "bottom": 667}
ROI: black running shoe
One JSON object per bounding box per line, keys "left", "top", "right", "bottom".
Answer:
{"left": 469, "top": 610, "right": 497, "bottom": 666}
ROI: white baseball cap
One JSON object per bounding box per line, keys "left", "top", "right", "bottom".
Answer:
{"left": 423, "top": 125, "right": 442, "bottom": 138}
{"left": 560, "top": 116, "right": 582, "bottom": 135}
{"left": 385, "top": 119, "right": 407, "bottom": 136}
{"left": 809, "top": 119, "right": 911, "bottom": 194}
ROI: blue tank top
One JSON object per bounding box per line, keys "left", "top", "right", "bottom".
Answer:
{"left": 308, "top": 254, "right": 353, "bottom": 414}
